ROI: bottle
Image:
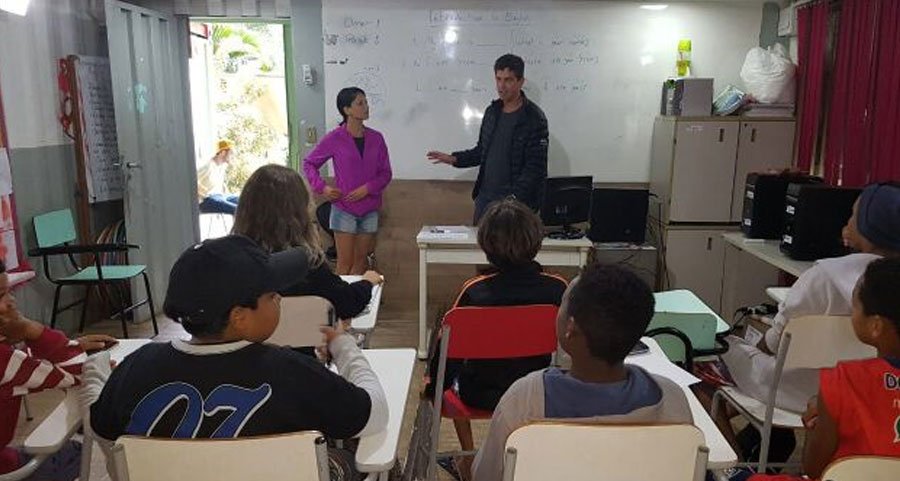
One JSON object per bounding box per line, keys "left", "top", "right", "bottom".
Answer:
{"left": 676, "top": 39, "right": 692, "bottom": 77}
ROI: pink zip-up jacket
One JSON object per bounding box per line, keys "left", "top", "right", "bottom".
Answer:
{"left": 303, "top": 126, "right": 393, "bottom": 218}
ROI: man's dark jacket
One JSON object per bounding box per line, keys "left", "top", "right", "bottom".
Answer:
{"left": 452, "top": 92, "right": 549, "bottom": 211}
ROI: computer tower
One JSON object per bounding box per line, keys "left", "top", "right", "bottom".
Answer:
{"left": 781, "top": 184, "right": 861, "bottom": 261}
{"left": 742, "top": 173, "right": 821, "bottom": 239}
{"left": 588, "top": 189, "right": 649, "bottom": 243}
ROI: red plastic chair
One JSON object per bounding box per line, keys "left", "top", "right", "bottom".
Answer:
{"left": 428, "top": 304, "right": 559, "bottom": 476}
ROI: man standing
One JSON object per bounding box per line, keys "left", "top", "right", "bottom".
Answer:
{"left": 428, "top": 54, "right": 549, "bottom": 223}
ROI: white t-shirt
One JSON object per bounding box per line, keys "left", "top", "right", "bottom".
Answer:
{"left": 722, "top": 252, "right": 881, "bottom": 412}
{"left": 197, "top": 160, "right": 228, "bottom": 199}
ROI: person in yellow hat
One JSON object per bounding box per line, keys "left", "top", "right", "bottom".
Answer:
{"left": 198, "top": 139, "right": 240, "bottom": 215}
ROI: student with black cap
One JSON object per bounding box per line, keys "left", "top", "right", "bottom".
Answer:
{"left": 87, "top": 235, "right": 388, "bottom": 446}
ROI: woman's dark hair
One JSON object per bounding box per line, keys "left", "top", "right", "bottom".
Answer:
{"left": 858, "top": 257, "right": 900, "bottom": 332}
{"left": 477, "top": 198, "right": 543, "bottom": 270}
{"left": 336, "top": 87, "right": 366, "bottom": 125}
{"left": 0, "top": 261, "right": 5, "bottom": 274}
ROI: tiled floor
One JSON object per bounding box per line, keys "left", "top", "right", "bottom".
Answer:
{"left": 12, "top": 315, "right": 486, "bottom": 480}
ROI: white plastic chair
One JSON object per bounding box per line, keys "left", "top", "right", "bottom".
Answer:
{"left": 110, "top": 431, "right": 330, "bottom": 481}
{"left": 821, "top": 456, "right": 900, "bottom": 481}
{"left": 267, "top": 296, "right": 335, "bottom": 348}
{"left": 501, "top": 423, "right": 709, "bottom": 481}
{"left": 711, "top": 315, "right": 876, "bottom": 472}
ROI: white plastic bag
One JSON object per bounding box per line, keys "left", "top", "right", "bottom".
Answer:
{"left": 740, "top": 45, "right": 796, "bottom": 104}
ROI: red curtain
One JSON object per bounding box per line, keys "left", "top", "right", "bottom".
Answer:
{"left": 824, "top": 0, "right": 900, "bottom": 185}
{"left": 795, "top": 0, "right": 829, "bottom": 172}
{"left": 824, "top": 0, "right": 878, "bottom": 185}
{"left": 868, "top": 0, "right": 900, "bottom": 181}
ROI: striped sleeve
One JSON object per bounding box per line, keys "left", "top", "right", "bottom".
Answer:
{"left": 1, "top": 328, "right": 85, "bottom": 398}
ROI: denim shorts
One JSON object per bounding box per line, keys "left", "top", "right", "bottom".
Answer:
{"left": 329, "top": 205, "right": 379, "bottom": 234}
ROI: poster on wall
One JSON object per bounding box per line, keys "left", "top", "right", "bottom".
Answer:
{"left": 0, "top": 82, "right": 31, "bottom": 279}
{"left": 0, "top": 148, "right": 18, "bottom": 270}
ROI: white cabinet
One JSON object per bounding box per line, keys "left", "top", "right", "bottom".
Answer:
{"left": 662, "top": 226, "right": 736, "bottom": 313}
{"left": 730, "top": 120, "right": 796, "bottom": 221}
{"left": 650, "top": 117, "right": 795, "bottom": 224}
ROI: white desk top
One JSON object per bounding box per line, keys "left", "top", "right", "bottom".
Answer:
{"left": 417, "top": 226, "right": 592, "bottom": 250}
{"left": 9, "top": 270, "right": 36, "bottom": 288}
{"left": 355, "top": 348, "right": 416, "bottom": 473}
{"left": 24, "top": 339, "right": 153, "bottom": 454}
{"left": 339, "top": 275, "right": 382, "bottom": 332}
{"left": 766, "top": 287, "right": 790, "bottom": 304}
{"left": 632, "top": 338, "right": 737, "bottom": 469}
{"left": 722, "top": 232, "right": 815, "bottom": 278}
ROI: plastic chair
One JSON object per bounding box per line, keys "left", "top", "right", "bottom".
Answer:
{"left": 428, "top": 304, "right": 559, "bottom": 479}
{"left": 110, "top": 431, "right": 330, "bottom": 481}
{"left": 711, "top": 315, "right": 876, "bottom": 472}
{"left": 267, "top": 296, "right": 335, "bottom": 348}
{"left": 28, "top": 209, "right": 157, "bottom": 338}
{"left": 821, "top": 456, "right": 900, "bottom": 481}
{"left": 502, "top": 423, "right": 708, "bottom": 481}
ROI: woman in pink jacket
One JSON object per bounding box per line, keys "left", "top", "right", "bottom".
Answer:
{"left": 303, "top": 87, "right": 392, "bottom": 275}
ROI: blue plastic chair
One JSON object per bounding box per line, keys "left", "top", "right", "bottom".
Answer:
{"left": 27, "top": 209, "right": 156, "bottom": 337}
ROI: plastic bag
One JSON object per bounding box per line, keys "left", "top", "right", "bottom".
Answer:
{"left": 713, "top": 85, "right": 748, "bottom": 116}
{"left": 740, "top": 45, "right": 796, "bottom": 104}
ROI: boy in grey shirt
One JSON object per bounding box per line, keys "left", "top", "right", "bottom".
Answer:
{"left": 472, "top": 264, "right": 693, "bottom": 481}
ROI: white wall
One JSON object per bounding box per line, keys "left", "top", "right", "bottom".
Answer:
{"left": 0, "top": 0, "right": 105, "bottom": 149}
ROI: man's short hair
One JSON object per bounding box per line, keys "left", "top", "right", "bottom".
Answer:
{"left": 494, "top": 54, "right": 525, "bottom": 79}
{"left": 566, "top": 263, "right": 655, "bottom": 364}
{"left": 477, "top": 198, "right": 543, "bottom": 270}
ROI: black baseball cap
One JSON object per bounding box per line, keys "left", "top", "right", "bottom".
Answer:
{"left": 163, "top": 235, "right": 309, "bottom": 327}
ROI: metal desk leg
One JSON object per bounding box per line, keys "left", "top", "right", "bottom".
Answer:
{"left": 418, "top": 245, "right": 428, "bottom": 359}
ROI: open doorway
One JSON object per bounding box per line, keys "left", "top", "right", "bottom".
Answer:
{"left": 188, "top": 20, "right": 297, "bottom": 239}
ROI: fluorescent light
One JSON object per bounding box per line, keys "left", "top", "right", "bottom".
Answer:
{"left": 0, "top": 0, "right": 30, "bottom": 16}
{"left": 640, "top": 4, "right": 669, "bottom": 11}
{"left": 444, "top": 28, "right": 458, "bottom": 45}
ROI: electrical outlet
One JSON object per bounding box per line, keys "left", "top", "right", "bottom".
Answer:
{"left": 302, "top": 64, "right": 314, "bottom": 85}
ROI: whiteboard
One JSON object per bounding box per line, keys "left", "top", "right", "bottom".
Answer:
{"left": 74, "top": 56, "right": 125, "bottom": 202}
{"left": 323, "top": 0, "right": 763, "bottom": 182}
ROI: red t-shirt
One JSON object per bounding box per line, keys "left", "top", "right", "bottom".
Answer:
{"left": 752, "top": 357, "right": 900, "bottom": 481}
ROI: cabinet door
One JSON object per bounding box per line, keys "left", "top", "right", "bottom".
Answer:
{"left": 664, "top": 229, "right": 728, "bottom": 313}
{"left": 720, "top": 243, "right": 782, "bottom": 321}
{"left": 669, "top": 122, "right": 739, "bottom": 222}
{"left": 731, "top": 121, "right": 796, "bottom": 221}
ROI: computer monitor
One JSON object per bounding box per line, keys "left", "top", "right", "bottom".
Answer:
{"left": 541, "top": 176, "right": 593, "bottom": 239}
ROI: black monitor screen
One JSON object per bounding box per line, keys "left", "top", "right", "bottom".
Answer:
{"left": 541, "top": 176, "right": 593, "bottom": 229}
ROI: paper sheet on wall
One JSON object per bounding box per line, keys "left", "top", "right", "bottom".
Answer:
{"left": 0, "top": 148, "right": 19, "bottom": 270}
{"left": 74, "top": 56, "right": 125, "bottom": 203}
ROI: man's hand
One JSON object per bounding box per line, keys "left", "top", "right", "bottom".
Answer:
{"left": 76, "top": 334, "right": 118, "bottom": 353}
{"left": 344, "top": 184, "right": 369, "bottom": 202}
{"left": 323, "top": 185, "right": 342, "bottom": 201}
{"left": 427, "top": 151, "right": 456, "bottom": 165}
